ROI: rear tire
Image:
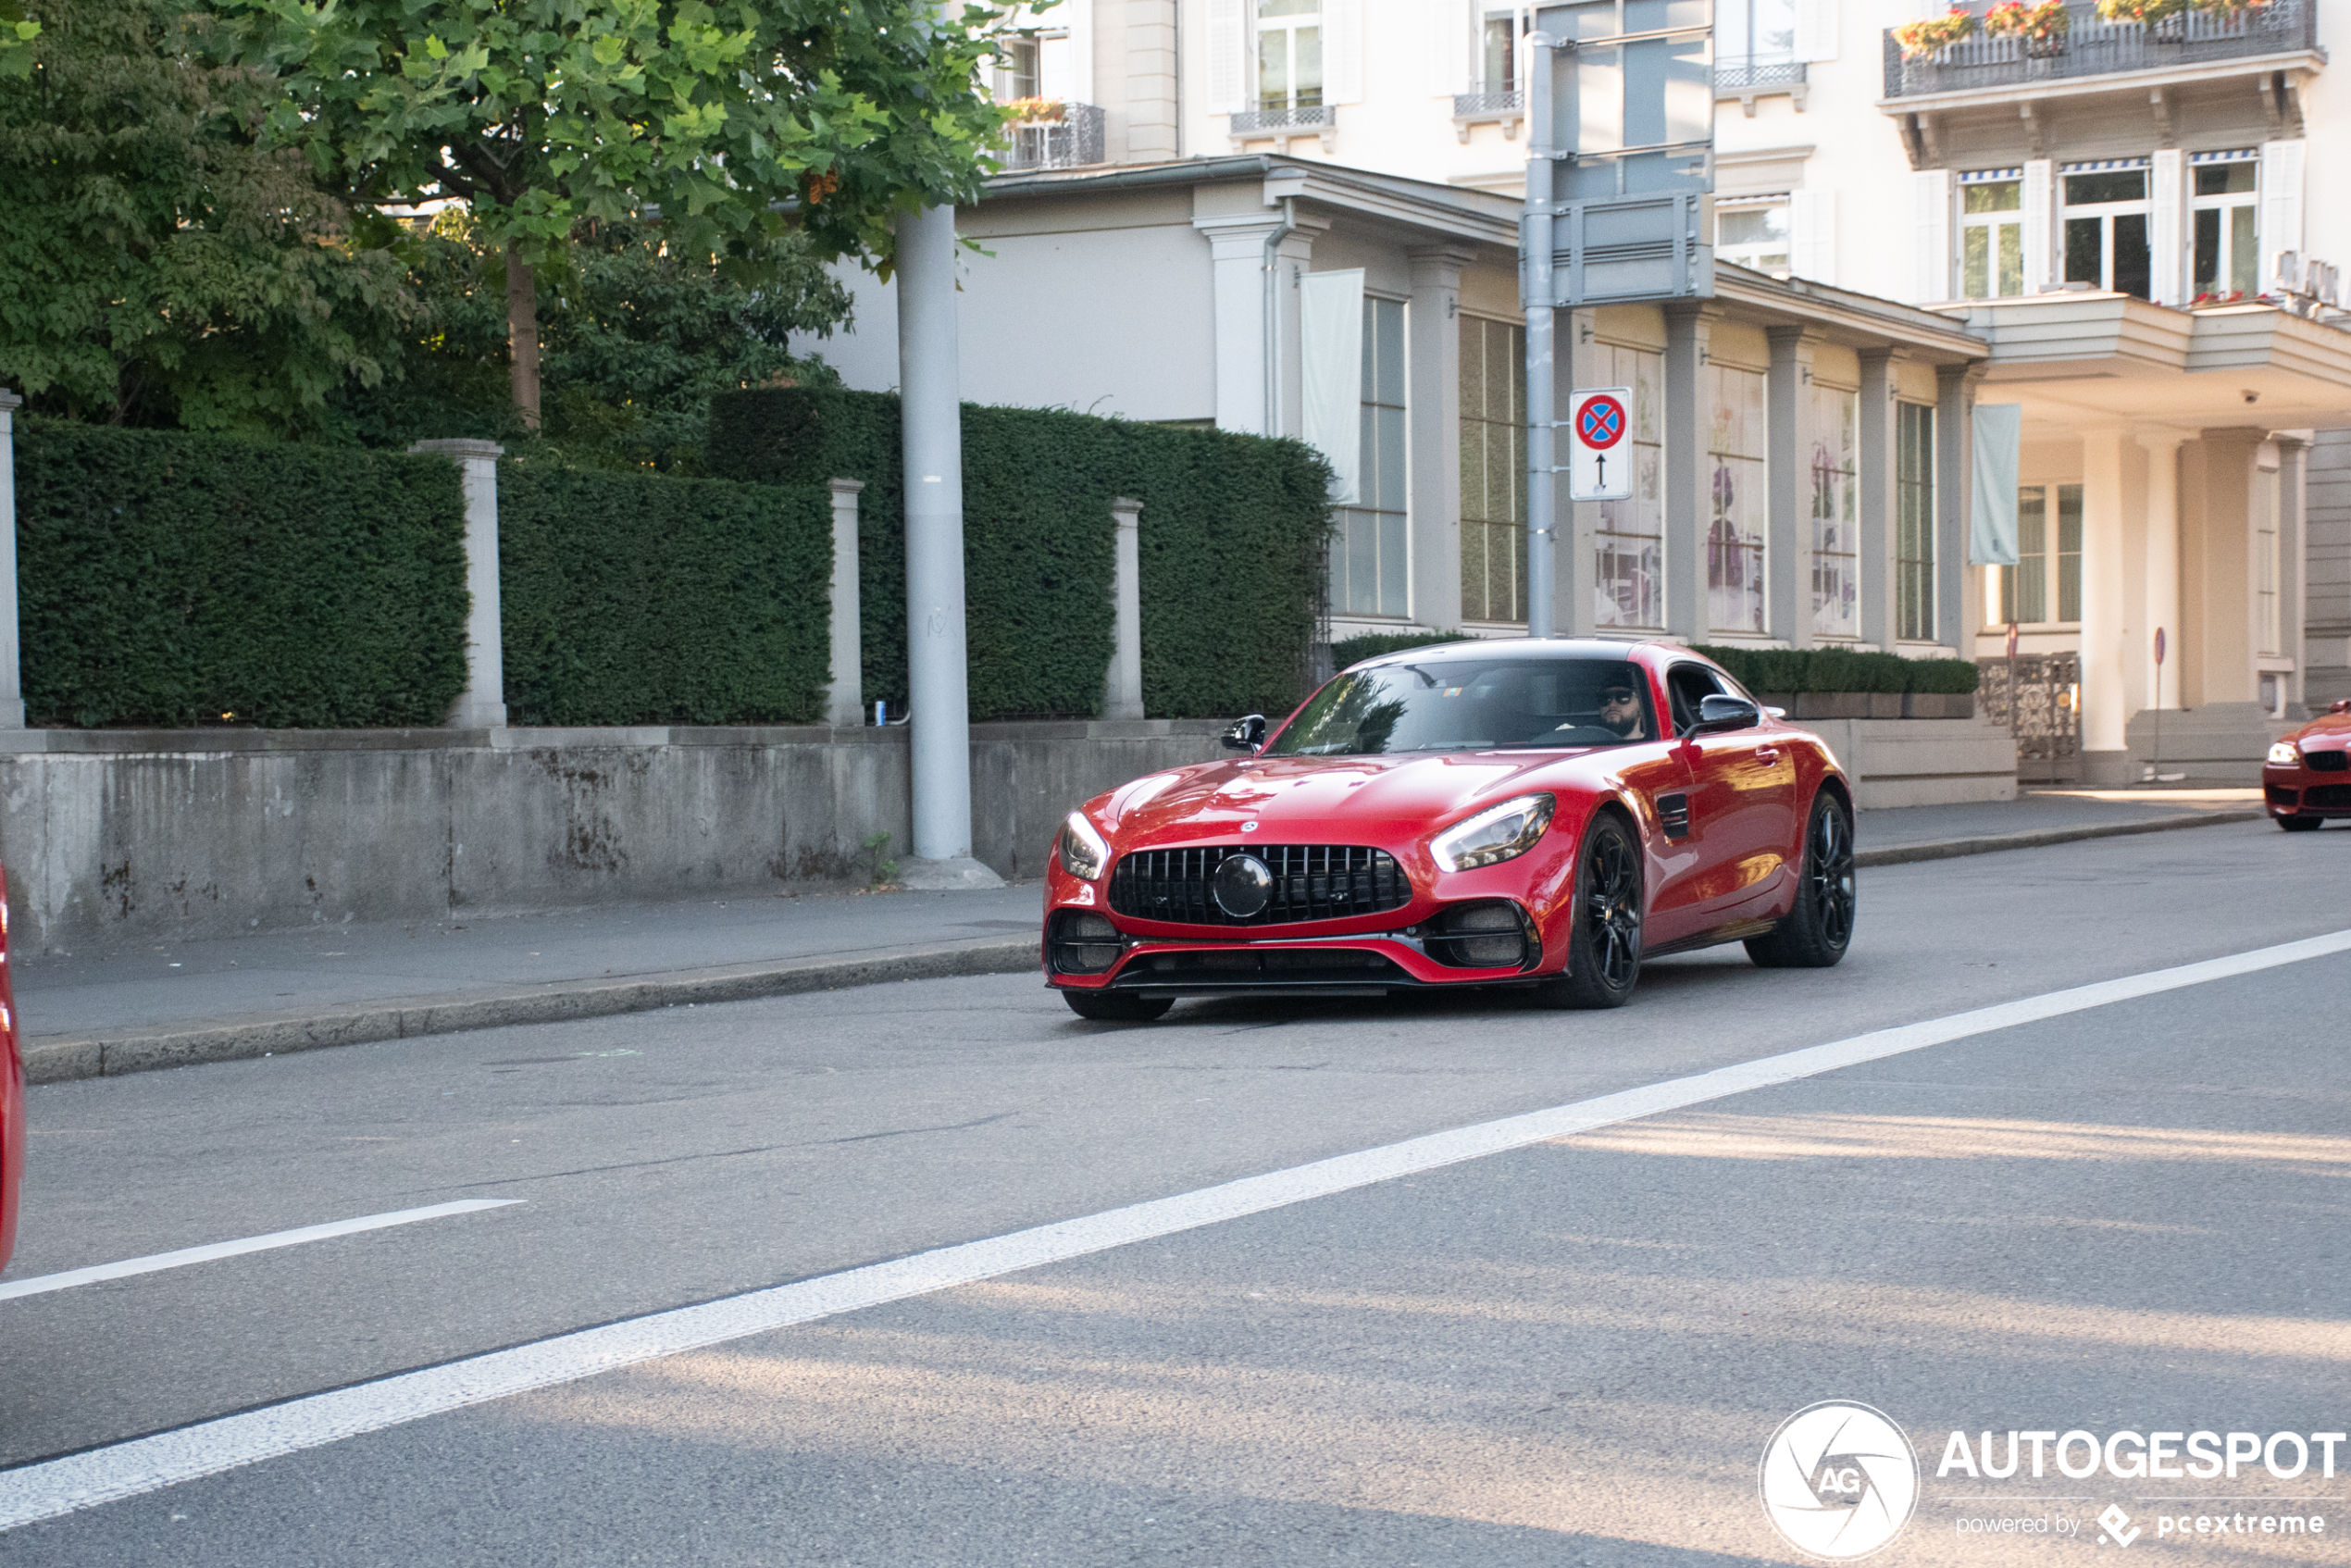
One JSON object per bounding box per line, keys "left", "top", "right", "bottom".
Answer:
{"left": 2277, "top": 814, "right": 2323, "bottom": 832}
{"left": 1530, "top": 813, "right": 1643, "bottom": 1011}
{"left": 1746, "top": 790, "right": 1857, "bottom": 969}
{"left": 1061, "top": 989, "right": 1175, "bottom": 1023}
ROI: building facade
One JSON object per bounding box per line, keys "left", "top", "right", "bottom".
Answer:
{"left": 801, "top": 0, "right": 2351, "bottom": 779}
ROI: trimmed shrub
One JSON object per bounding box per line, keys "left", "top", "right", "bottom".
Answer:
{"left": 1904, "top": 657, "right": 1981, "bottom": 694}
{"left": 707, "top": 387, "right": 1332, "bottom": 720}
{"left": 1329, "top": 630, "right": 1476, "bottom": 669}
{"left": 497, "top": 459, "right": 832, "bottom": 726}
{"left": 1693, "top": 644, "right": 1981, "bottom": 697}
{"left": 15, "top": 421, "right": 467, "bottom": 728}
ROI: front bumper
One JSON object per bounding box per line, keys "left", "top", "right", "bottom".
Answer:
{"left": 1064, "top": 932, "right": 1539, "bottom": 997}
{"left": 2263, "top": 767, "right": 2351, "bottom": 818}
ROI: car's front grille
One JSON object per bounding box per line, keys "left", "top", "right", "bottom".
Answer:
{"left": 2304, "top": 784, "right": 2351, "bottom": 809}
{"left": 2304, "top": 749, "right": 2348, "bottom": 773}
{"left": 1108, "top": 845, "right": 1412, "bottom": 926}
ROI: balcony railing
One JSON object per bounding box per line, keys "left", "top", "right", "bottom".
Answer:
{"left": 1715, "top": 58, "right": 1809, "bottom": 94}
{"left": 1883, "top": 0, "right": 2317, "bottom": 99}
{"left": 1000, "top": 102, "right": 1105, "bottom": 172}
{"left": 1451, "top": 87, "right": 1524, "bottom": 141}
{"left": 1229, "top": 104, "right": 1337, "bottom": 134}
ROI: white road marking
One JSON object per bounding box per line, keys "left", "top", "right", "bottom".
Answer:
{"left": 0, "top": 1201, "right": 523, "bottom": 1304}
{"left": 4, "top": 927, "right": 2346, "bottom": 1532}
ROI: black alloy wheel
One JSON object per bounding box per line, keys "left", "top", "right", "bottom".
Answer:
{"left": 1532, "top": 813, "right": 1643, "bottom": 1010}
{"left": 2277, "top": 815, "right": 2323, "bottom": 833}
{"left": 1747, "top": 790, "right": 1857, "bottom": 969}
{"left": 1061, "top": 989, "right": 1175, "bottom": 1023}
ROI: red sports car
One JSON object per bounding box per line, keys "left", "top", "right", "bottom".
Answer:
{"left": 2263, "top": 698, "right": 2351, "bottom": 830}
{"left": 1042, "top": 639, "right": 1856, "bottom": 1021}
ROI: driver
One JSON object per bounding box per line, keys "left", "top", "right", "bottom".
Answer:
{"left": 1598, "top": 678, "right": 1649, "bottom": 740}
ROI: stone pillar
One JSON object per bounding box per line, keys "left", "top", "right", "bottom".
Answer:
{"left": 1406, "top": 247, "right": 1470, "bottom": 634}
{"left": 1661, "top": 304, "right": 1722, "bottom": 644}
{"left": 827, "top": 479, "right": 865, "bottom": 728}
{"left": 409, "top": 439, "right": 506, "bottom": 728}
{"left": 1766, "top": 326, "right": 1823, "bottom": 647}
{"left": 1191, "top": 209, "right": 1322, "bottom": 438}
{"left": 2079, "top": 428, "right": 2135, "bottom": 783}
{"left": 0, "top": 392, "right": 23, "bottom": 728}
{"left": 1103, "top": 496, "right": 1145, "bottom": 720}
{"left": 1934, "top": 365, "right": 1978, "bottom": 653}
{"left": 1856, "top": 348, "right": 1907, "bottom": 653}
{"left": 2138, "top": 431, "right": 2184, "bottom": 718}
{"left": 2276, "top": 433, "right": 2308, "bottom": 713}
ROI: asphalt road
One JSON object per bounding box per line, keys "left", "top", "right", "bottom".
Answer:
{"left": 2, "top": 819, "right": 2346, "bottom": 1565}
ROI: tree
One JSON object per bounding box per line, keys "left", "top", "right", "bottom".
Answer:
{"left": 0, "top": 0, "right": 408, "bottom": 435}
{"left": 218, "top": 0, "right": 1014, "bottom": 427}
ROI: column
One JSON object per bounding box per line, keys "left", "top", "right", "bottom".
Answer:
{"left": 1102, "top": 496, "right": 1145, "bottom": 720}
{"left": 1766, "top": 326, "right": 1823, "bottom": 648}
{"left": 1191, "top": 210, "right": 1323, "bottom": 438}
{"left": 1856, "top": 348, "right": 1907, "bottom": 653}
{"left": 2277, "top": 434, "right": 2308, "bottom": 713}
{"left": 409, "top": 439, "right": 507, "bottom": 728}
{"left": 2138, "top": 431, "right": 2183, "bottom": 718}
{"left": 1406, "top": 247, "right": 1470, "bottom": 634}
{"left": 1661, "top": 304, "right": 1721, "bottom": 643}
{"left": 1124, "top": 0, "right": 1180, "bottom": 160}
{"left": 0, "top": 392, "right": 23, "bottom": 728}
{"left": 2079, "top": 429, "right": 2144, "bottom": 784}
{"left": 1934, "top": 364, "right": 1978, "bottom": 653}
{"left": 827, "top": 479, "right": 865, "bottom": 728}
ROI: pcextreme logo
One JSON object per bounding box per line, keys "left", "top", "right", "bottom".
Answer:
{"left": 1760, "top": 1400, "right": 1923, "bottom": 1559}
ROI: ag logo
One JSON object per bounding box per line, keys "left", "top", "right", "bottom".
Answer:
{"left": 1759, "top": 1400, "right": 1920, "bottom": 1559}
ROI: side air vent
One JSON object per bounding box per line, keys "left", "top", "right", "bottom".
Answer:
{"left": 1656, "top": 792, "right": 1691, "bottom": 840}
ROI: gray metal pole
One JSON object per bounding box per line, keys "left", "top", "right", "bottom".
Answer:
{"left": 0, "top": 392, "right": 23, "bottom": 728}
{"left": 1524, "top": 33, "right": 1558, "bottom": 640}
{"left": 896, "top": 203, "right": 1000, "bottom": 887}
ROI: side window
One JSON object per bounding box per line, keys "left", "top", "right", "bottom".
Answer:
{"left": 1666, "top": 664, "right": 1726, "bottom": 736}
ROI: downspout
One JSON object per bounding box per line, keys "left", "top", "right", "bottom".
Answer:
{"left": 1262, "top": 194, "right": 1297, "bottom": 439}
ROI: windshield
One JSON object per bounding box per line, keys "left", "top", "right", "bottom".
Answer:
{"left": 1267, "top": 655, "right": 1660, "bottom": 757}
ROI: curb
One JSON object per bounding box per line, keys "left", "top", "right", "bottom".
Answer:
{"left": 24, "top": 937, "right": 1040, "bottom": 1088}
{"left": 22, "top": 808, "right": 2264, "bottom": 1089}
{"left": 1854, "top": 807, "right": 2263, "bottom": 868}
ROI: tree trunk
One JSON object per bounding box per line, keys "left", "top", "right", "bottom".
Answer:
{"left": 506, "top": 241, "right": 541, "bottom": 430}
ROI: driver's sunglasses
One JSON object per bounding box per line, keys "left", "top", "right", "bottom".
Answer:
{"left": 1601, "top": 689, "right": 1636, "bottom": 704}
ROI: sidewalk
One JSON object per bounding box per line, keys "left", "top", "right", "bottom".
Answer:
{"left": 16, "top": 788, "right": 2263, "bottom": 1085}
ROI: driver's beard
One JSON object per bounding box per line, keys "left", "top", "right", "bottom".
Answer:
{"left": 1602, "top": 708, "right": 1637, "bottom": 738}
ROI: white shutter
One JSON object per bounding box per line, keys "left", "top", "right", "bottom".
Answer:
{"left": 1064, "top": 0, "right": 1094, "bottom": 106}
{"left": 2149, "top": 147, "right": 2184, "bottom": 305}
{"left": 2021, "top": 158, "right": 2053, "bottom": 294}
{"left": 1912, "top": 169, "right": 1952, "bottom": 303}
{"left": 2260, "top": 139, "right": 2306, "bottom": 292}
{"left": 1300, "top": 271, "right": 1367, "bottom": 503}
{"left": 1437, "top": 0, "right": 1472, "bottom": 94}
{"left": 1325, "top": 0, "right": 1365, "bottom": 105}
{"left": 1206, "top": 0, "right": 1246, "bottom": 114}
{"left": 1795, "top": 0, "right": 1840, "bottom": 63}
{"left": 1792, "top": 189, "right": 1837, "bottom": 284}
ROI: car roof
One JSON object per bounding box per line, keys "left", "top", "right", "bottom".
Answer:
{"left": 1347, "top": 637, "right": 1695, "bottom": 672}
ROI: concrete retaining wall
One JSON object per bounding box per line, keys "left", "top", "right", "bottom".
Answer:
{"left": 1797, "top": 715, "right": 2020, "bottom": 809}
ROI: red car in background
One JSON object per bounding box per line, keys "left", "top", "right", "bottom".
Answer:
{"left": 0, "top": 869, "right": 20, "bottom": 1272}
{"left": 2264, "top": 699, "right": 2351, "bottom": 830}
{"left": 1042, "top": 640, "right": 1857, "bottom": 1021}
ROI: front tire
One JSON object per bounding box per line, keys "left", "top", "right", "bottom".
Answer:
{"left": 2277, "top": 814, "right": 2323, "bottom": 833}
{"left": 1746, "top": 790, "right": 1857, "bottom": 969}
{"left": 1531, "top": 812, "right": 1643, "bottom": 1010}
{"left": 1061, "top": 989, "right": 1175, "bottom": 1023}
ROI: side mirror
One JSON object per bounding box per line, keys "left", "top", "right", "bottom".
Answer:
{"left": 1221, "top": 713, "right": 1267, "bottom": 752}
{"left": 1688, "top": 693, "right": 1761, "bottom": 736}
{"left": 2334, "top": 699, "right": 2351, "bottom": 716}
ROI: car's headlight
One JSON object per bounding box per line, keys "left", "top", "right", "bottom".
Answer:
{"left": 2268, "top": 740, "right": 2303, "bottom": 766}
{"left": 1431, "top": 793, "right": 1557, "bottom": 873}
{"left": 1058, "top": 811, "right": 1111, "bottom": 881}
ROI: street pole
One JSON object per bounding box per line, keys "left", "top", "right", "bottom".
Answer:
{"left": 1524, "top": 31, "right": 1558, "bottom": 640}
{"left": 895, "top": 203, "right": 1001, "bottom": 889}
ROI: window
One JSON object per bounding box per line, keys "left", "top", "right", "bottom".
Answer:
{"left": 997, "top": 35, "right": 1039, "bottom": 100}
{"left": 1479, "top": 8, "right": 1525, "bottom": 93}
{"left": 1716, "top": 197, "right": 1791, "bottom": 275}
{"left": 1586, "top": 342, "right": 1664, "bottom": 629}
{"left": 2192, "top": 153, "right": 2258, "bottom": 300}
{"left": 1810, "top": 384, "right": 1859, "bottom": 640}
{"left": 2062, "top": 163, "right": 2151, "bottom": 299}
{"left": 1707, "top": 365, "right": 1769, "bottom": 635}
{"left": 1718, "top": 0, "right": 1797, "bottom": 73}
{"left": 1460, "top": 317, "right": 1527, "bottom": 625}
{"left": 1257, "top": 0, "right": 1322, "bottom": 112}
{"left": 1959, "top": 170, "right": 2023, "bottom": 300}
{"left": 1995, "top": 484, "right": 2081, "bottom": 627}
{"left": 1332, "top": 296, "right": 1407, "bottom": 617}
{"left": 1896, "top": 404, "right": 1935, "bottom": 641}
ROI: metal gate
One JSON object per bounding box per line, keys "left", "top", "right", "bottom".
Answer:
{"left": 1978, "top": 653, "right": 2082, "bottom": 783}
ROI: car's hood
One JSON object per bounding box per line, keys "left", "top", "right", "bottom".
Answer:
{"left": 1105, "top": 751, "right": 1610, "bottom": 842}
{"left": 2289, "top": 710, "right": 2351, "bottom": 750}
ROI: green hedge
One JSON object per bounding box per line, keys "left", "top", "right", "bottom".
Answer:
{"left": 498, "top": 459, "right": 832, "bottom": 726}
{"left": 1692, "top": 645, "right": 1979, "bottom": 696}
{"left": 14, "top": 421, "right": 467, "bottom": 727}
{"left": 1329, "top": 630, "right": 1475, "bottom": 669}
{"left": 707, "top": 388, "right": 1332, "bottom": 720}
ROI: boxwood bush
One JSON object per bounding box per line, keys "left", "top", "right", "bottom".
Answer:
{"left": 1692, "top": 644, "right": 1980, "bottom": 696}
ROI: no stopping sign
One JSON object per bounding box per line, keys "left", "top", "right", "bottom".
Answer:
{"left": 1568, "top": 387, "right": 1633, "bottom": 502}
